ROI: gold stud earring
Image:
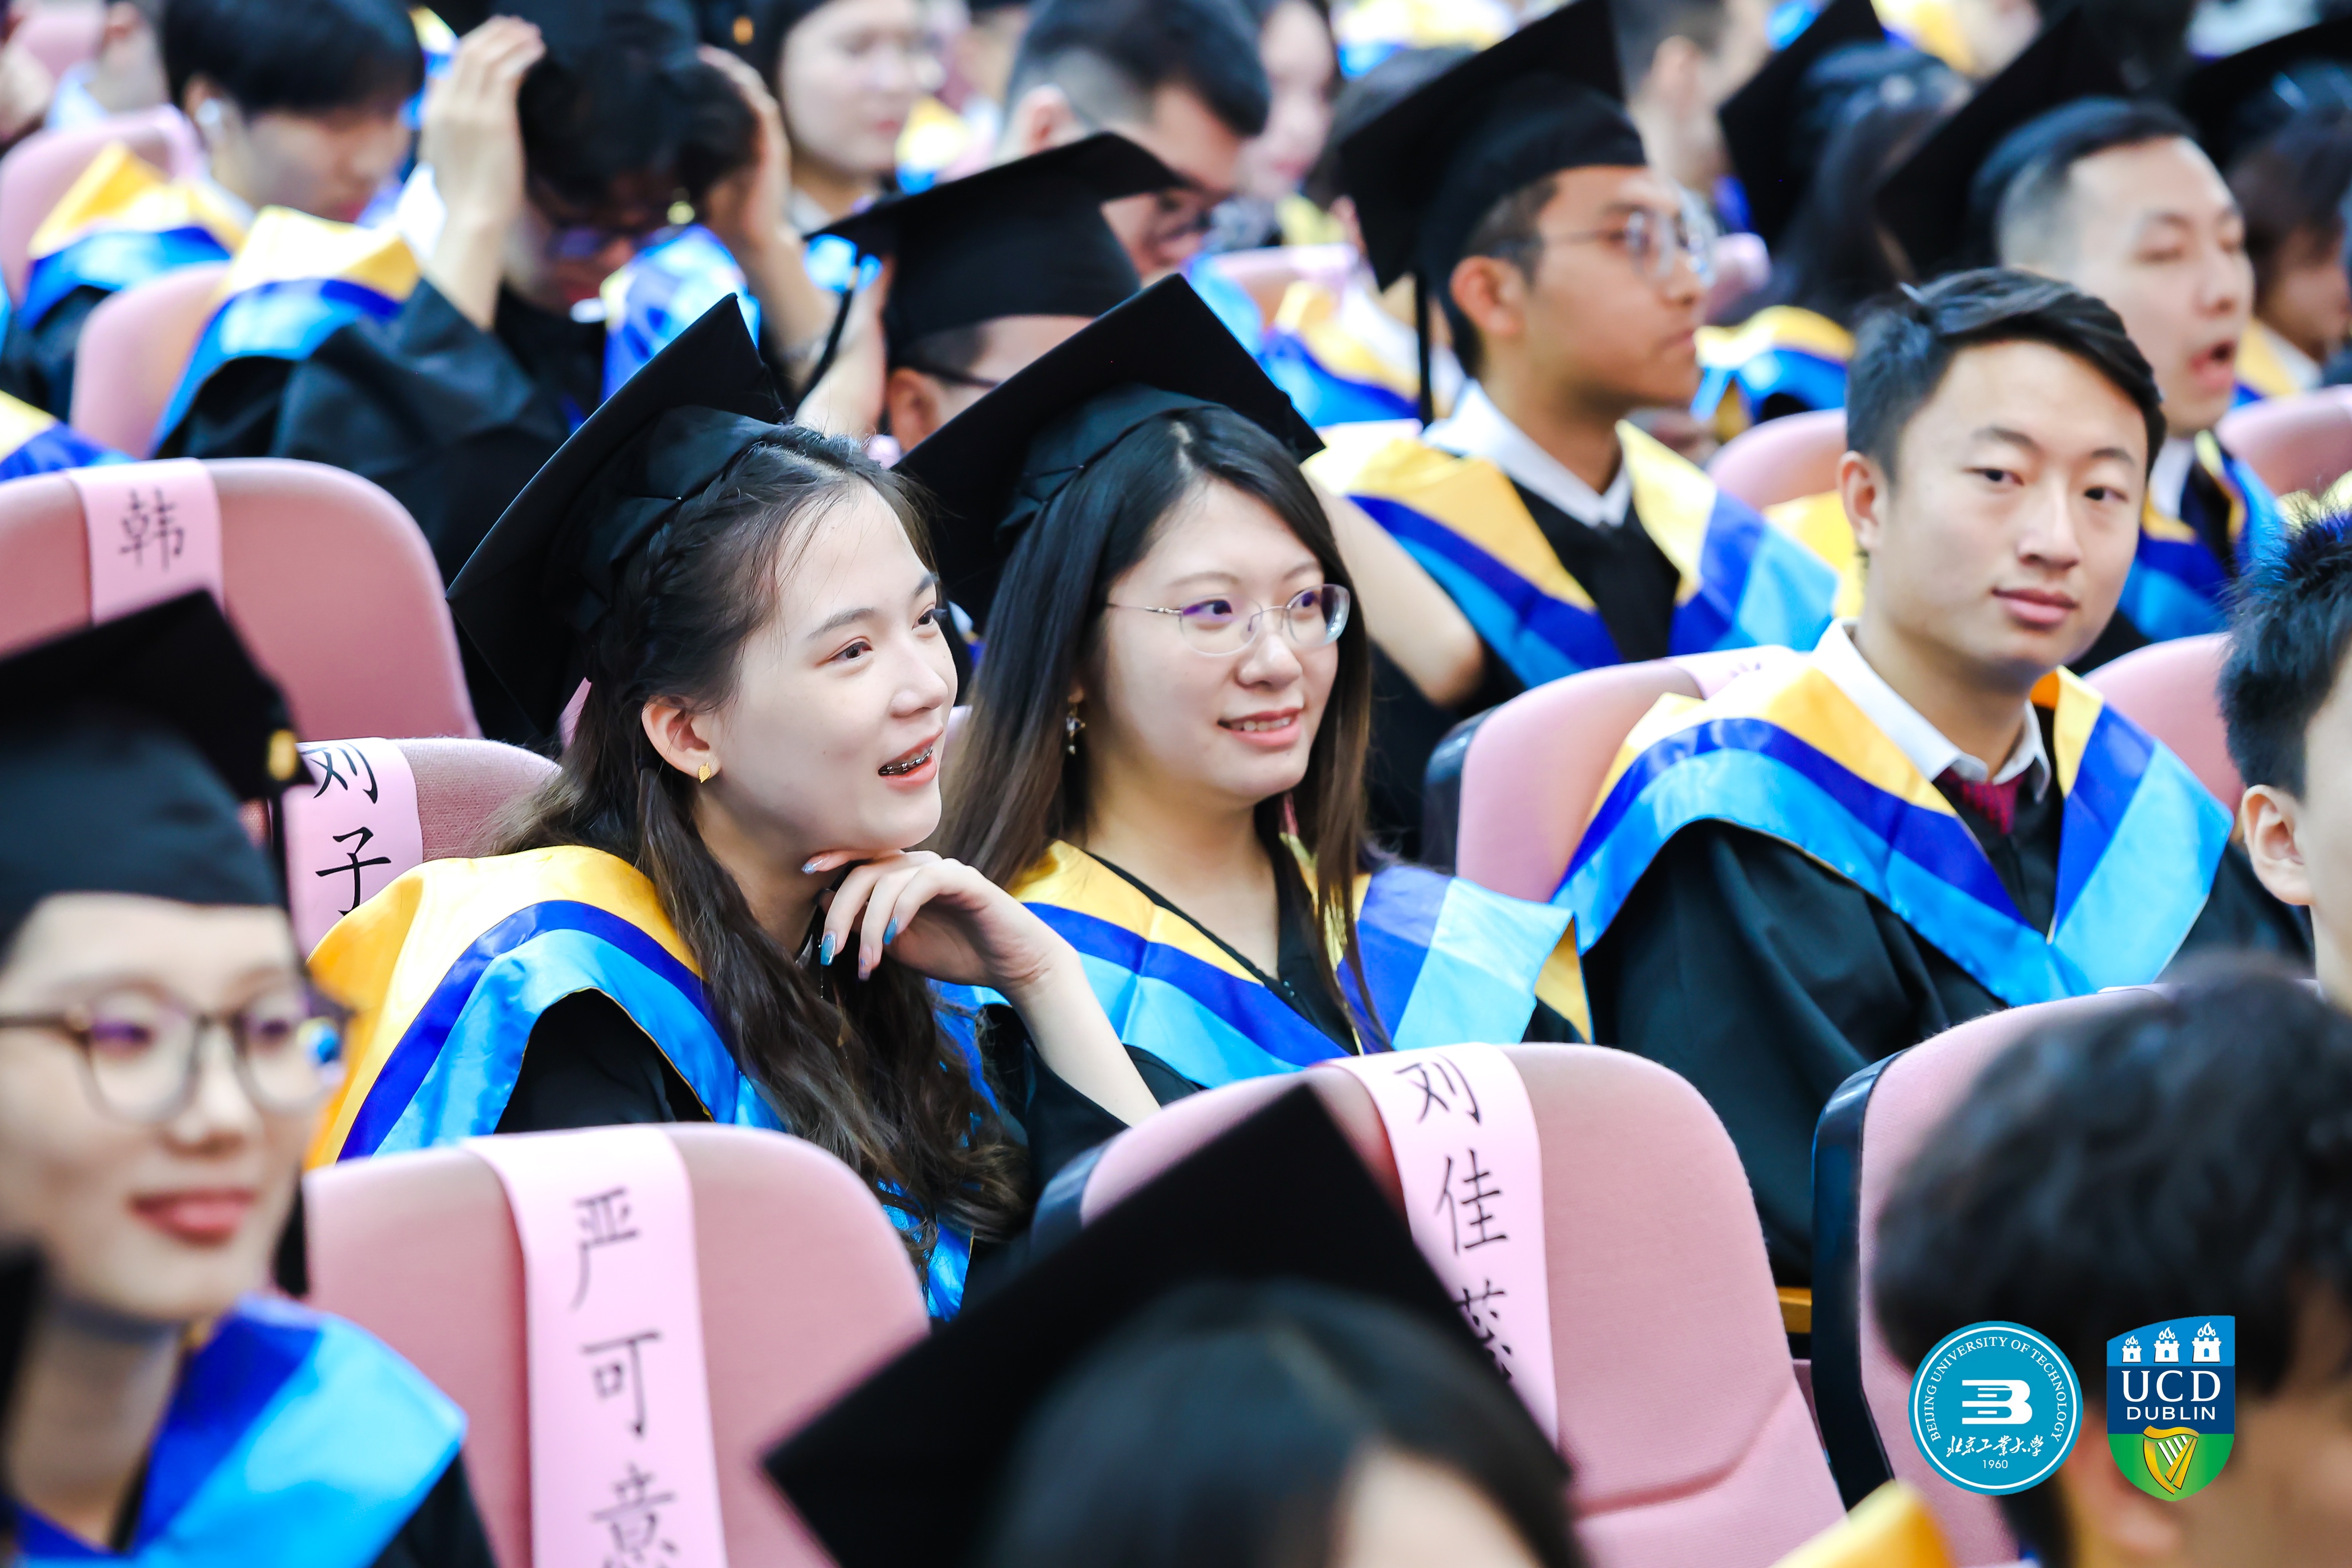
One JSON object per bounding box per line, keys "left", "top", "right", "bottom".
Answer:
{"left": 697, "top": 763, "right": 714, "bottom": 784}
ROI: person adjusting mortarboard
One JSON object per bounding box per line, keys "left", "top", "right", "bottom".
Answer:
{"left": 0, "top": 594, "right": 502, "bottom": 1567}
{"left": 1301, "top": 0, "right": 1846, "bottom": 846}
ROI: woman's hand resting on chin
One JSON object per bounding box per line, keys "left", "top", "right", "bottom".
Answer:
{"left": 802, "top": 848, "right": 1162, "bottom": 1126}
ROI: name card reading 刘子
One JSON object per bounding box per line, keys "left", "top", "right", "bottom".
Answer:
{"left": 1323, "top": 1044, "right": 1560, "bottom": 1446}
{"left": 73, "top": 459, "right": 225, "bottom": 623}
{"left": 282, "top": 739, "right": 423, "bottom": 953}
{"left": 469, "top": 1127, "right": 730, "bottom": 1568}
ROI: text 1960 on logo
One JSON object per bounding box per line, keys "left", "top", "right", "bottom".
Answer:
{"left": 1909, "top": 1321, "right": 2081, "bottom": 1495}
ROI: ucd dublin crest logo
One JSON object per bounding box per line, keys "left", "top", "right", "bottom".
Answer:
{"left": 1909, "top": 1321, "right": 2081, "bottom": 1494}
{"left": 2108, "top": 1318, "right": 2234, "bottom": 1499}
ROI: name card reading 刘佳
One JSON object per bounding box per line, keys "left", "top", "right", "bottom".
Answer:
{"left": 469, "top": 1127, "right": 730, "bottom": 1568}
{"left": 1322, "top": 1044, "right": 1560, "bottom": 1446}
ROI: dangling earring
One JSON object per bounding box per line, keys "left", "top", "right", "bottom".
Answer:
{"left": 697, "top": 763, "right": 714, "bottom": 784}
{"left": 1063, "top": 708, "right": 1085, "bottom": 756}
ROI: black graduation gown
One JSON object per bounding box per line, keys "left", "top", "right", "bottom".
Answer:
{"left": 370, "top": 1454, "right": 498, "bottom": 1568}
{"left": 1582, "top": 728, "right": 2312, "bottom": 1285}
{"left": 1366, "top": 478, "right": 1682, "bottom": 857}
{"left": 0, "top": 286, "right": 101, "bottom": 416}
{"left": 156, "top": 280, "right": 602, "bottom": 743}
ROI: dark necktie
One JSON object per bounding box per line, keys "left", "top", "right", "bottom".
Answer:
{"left": 1941, "top": 770, "right": 2020, "bottom": 835}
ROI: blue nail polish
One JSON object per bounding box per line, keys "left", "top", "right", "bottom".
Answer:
{"left": 884, "top": 919, "right": 899, "bottom": 945}
{"left": 801, "top": 857, "right": 824, "bottom": 875}
{"left": 819, "top": 933, "right": 835, "bottom": 966}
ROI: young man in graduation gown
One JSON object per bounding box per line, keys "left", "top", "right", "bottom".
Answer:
{"left": 803, "top": 133, "right": 1173, "bottom": 451}
{"left": 1562, "top": 269, "right": 2308, "bottom": 1287}
{"left": 1877, "top": 21, "right": 2284, "bottom": 666}
{"left": 1307, "top": 0, "right": 1845, "bottom": 844}
{"left": 0, "top": 594, "right": 490, "bottom": 1566}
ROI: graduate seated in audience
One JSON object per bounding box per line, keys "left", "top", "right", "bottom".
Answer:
{"left": 2225, "top": 112, "right": 2352, "bottom": 401}
{"left": 1202, "top": 0, "right": 1335, "bottom": 255}
{"left": 2225, "top": 514, "right": 2352, "bottom": 1006}
{"left": 1309, "top": 0, "right": 1844, "bottom": 840}
{"left": 930, "top": 279, "right": 1577, "bottom": 1113}
{"left": 995, "top": 0, "right": 1269, "bottom": 283}
{"left": 979, "top": 1283, "right": 1583, "bottom": 1568}
{"left": 0, "top": 594, "right": 491, "bottom": 1566}
{"left": 0, "top": 0, "right": 422, "bottom": 418}
{"left": 1874, "top": 971, "right": 2352, "bottom": 1568}
{"left": 695, "top": 0, "right": 927, "bottom": 232}
{"left": 310, "top": 303, "right": 1155, "bottom": 1321}
{"left": 41, "top": 0, "right": 168, "bottom": 131}
{"left": 804, "top": 134, "right": 1171, "bottom": 450}
{"left": 1698, "top": 11, "right": 1965, "bottom": 435}
{"left": 1612, "top": 0, "right": 1772, "bottom": 217}
{"left": 1255, "top": 45, "right": 1469, "bottom": 429}
{"left": 1883, "top": 66, "right": 2286, "bottom": 664}
{"left": 1564, "top": 269, "right": 2308, "bottom": 1286}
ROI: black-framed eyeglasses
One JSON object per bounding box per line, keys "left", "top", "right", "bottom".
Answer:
{"left": 1108, "top": 583, "right": 1352, "bottom": 655}
{"left": 0, "top": 983, "right": 347, "bottom": 1123}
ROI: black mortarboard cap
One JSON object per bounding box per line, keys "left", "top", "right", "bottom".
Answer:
{"left": 2178, "top": 17, "right": 2352, "bottom": 168}
{"left": 895, "top": 275, "right": 1322, "bottom": 628}
{"left": 0, "top": 593, "right": 304, "bottom": 943}
{"left": 1874, "top": 10, "right": 2129, "bottom": 279}
{"left": 763, "top": 1086, "right": 1490, "bottom": 1568}
{"left": 450, "top": 0, "right": 699, "bottom": 61}
{"left": 1721, "top": 0, "right": 1888, "bottom": 247}
{"left": 448, "top": 297, "right": 783, "bottom": 736}
{"left": 1337, "top": 0, "right": 1644, "bottom": 293}
{"left": 814, "top": 135, "right": 1172, "bottom": 345}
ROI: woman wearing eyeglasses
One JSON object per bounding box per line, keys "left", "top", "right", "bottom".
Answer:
{"left": 930, "top": 280, "right": 1579, "bottom": 1135}
{"left": 0, "top": 595, "right": 490, "bottom": 1567}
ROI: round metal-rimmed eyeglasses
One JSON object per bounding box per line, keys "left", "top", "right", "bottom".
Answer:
{"left": 0, "top": 983, "right": 346, "bottom": 1123}
{"left": 1107, "top": 583, "right": 1352, "bottom": 655}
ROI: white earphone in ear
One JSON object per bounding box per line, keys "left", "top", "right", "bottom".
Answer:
{"left": 196, "top": 99, "right": 224, "bottom": 130}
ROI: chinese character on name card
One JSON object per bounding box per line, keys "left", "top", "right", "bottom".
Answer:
{"left": 305, "top": 743, "right": 380, "bottom": 802}
{"left": 1432, "top": 1150, "right": 1509, "bottom": 1253}
{"left": 313, "top": 825, "right": 392, "bottom": 916}
{"left": 583, "top": 1329, "right": 662, "bottom": 1437}
{"left": 572, "top": 1187, "right": 641, "bottom": 1307}
{"left": 1392, "top": 1056, "right": 1481, "bottom": 1124}
{"left": 591, "top": 1462, "right": 678, "bottom": 1567}
{"left": 115, "top": 489, "right": 182, "bottom": 572}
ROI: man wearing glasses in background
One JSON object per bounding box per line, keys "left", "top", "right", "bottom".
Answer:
{"left": 1306, "top": 0, "right": 1844, "bottom": 848}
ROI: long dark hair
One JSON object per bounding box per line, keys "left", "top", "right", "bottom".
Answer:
{"left": 939, "top": 404, "right": 1382, "bottom": 1042}
{"left": 976, "top": 1280, "right": 1585, "bottom": 1568}
{"left": 501, "top": 427, "right": 1024, "bottom": 1255}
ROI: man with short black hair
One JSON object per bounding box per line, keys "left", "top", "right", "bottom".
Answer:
{"left": 1612, "top": 0, "right": 1773, "bottom": 202}
{"left": 2224, "top": 514, "right": 2352, "bottom": 1004}
{"left": 996, "top": 0, "right": 1270, "bottom": 281}
{"left": 1564, "top": 267, "right": 2306, "bottom": 1285}
{"left": 1873, "top": 971, "right": 2352, "bottom": 1568}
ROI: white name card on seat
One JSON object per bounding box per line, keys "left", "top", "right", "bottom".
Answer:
{"left": 73, "top": 457, "right": 224, "bottom": 622}
{"left": 1323, "top": 1044, "right": 1560, "bottom": 1445}
{"left": 283, "top": 738, "right": 423, "bottom": 953}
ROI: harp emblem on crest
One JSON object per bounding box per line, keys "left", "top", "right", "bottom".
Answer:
{"left": 2142, "top": 1427, "right": 2199, "bottom": 1494}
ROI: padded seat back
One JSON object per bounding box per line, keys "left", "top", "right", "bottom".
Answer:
{"left": 304, "top": 1125, "right": 930, "bottom": 1568}
{"left": 2083, "top": 633, "right": 2238, "bottom": 806}
{"left": 0, "top": 107, "right": 201, "bottom": 300}
{"left": 1075, "top": 1047, "right": 1846, "bottom": 1568}
{"left": 0, "top": 457, "right": 477, "bottom": 739}
{"left": 2216, "top": 387, "right": 2352, "bottom": 499}
{"left": 70, "top": 260, "right": 226, "bottom": 455}
{"left": 1706, "top": 408, "right": 1846, "bottom": 511}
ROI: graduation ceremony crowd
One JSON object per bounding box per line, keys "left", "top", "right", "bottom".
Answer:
{"left": 9, "top": 0, "right": 2352, "bottom": 1562}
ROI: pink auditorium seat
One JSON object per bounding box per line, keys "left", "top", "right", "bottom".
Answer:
{"left": 303, "top": 1125, "right": 930, "bottom": 1568}
{"left": 69, "top": 260, "right": 226, "bottom": 455}
{"left": 12, "top": 6, "right": 102, "bottom": 79}
{"left": 398, "top": 737, "right": 557, "bottom": 859}
{"left": 1707, "top": 407, "right": 1847, "bottom": 511}
{"left": 1058, "top": 1047, "right": 1847, "bottom": 1568}
{"left": 2217, "top": 386, "right": 2352, "bottom": 500}
{"left": 1811, "top": 993, "right": 2147, "bottom": 1564}
{"left": 1445, "top": 648, "right": 1790, "bottom": 901}
{"left": 2083, "top": 633, "right": 2239, "bottom": 806}
{"left": 0, "top": 106, "right": 201, "bottom": 301}
{"left": 0, "top": 457, "right": 478, "bottom": 739}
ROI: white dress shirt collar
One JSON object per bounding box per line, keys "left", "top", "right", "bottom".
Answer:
{"left": 2149, "top": 435, "right": 2198, "bottom": 521}
{"left": 1423, "top": 381, "right": 1632, "bottom": 529}
{"left": 1814, "top": 622, "right": 2050, "bottom": 794}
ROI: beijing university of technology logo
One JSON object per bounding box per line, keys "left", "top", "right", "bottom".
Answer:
{"left": 2108, "top": 1318, "right": 2235, "bottom": 1499}
{"left": 1909, "top": 1321, "right": 2081, "bottom": 1494}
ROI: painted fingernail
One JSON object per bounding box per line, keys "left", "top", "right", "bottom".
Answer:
{"left": 801, "top": 857, "right": 826, "bottom": 874}
{"left": 819, "top": 933, "right": 835, "bottom": 966}
{"left": 884, "top": 919, "right": 899, "bottom": 945}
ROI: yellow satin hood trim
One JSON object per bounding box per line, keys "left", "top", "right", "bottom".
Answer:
{"left": 1764, "top": 491, "right": 1866, "bottom": 618}
{"left": 0, "top": 390, "right": 57, "bottom": 450}
{"left": 2234, "top": 323, "right": 2309, "bottom": 401}
{"left": 29, "top": 141, "right": 248, "bottom": 259}
{"left": 1618, "top": 419, "right": 1720, "bottom": 594}
{"left": 305, "top": 846, "right": 692, "bottom": 1168}
{"left": 1273, "top": 279, "right": 1419, "bottom": 398}
{"left": 211, "top": 206, "right": 419, "bottom": 305}
{"left": 1592, "top": 649, "right": 2109, "bottom": 827}
{"left": 1010, "top": 842, "right": 1262, "bottom": 982}
{"left": 1697, "top": 306, "right": 1855, "bottom": 371}
{"left": 1874, "top": 0, "right": 1974, "bottom": 72}
{"left": 1770, "top": 1483, "right": 1955, "bottom": 1568}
